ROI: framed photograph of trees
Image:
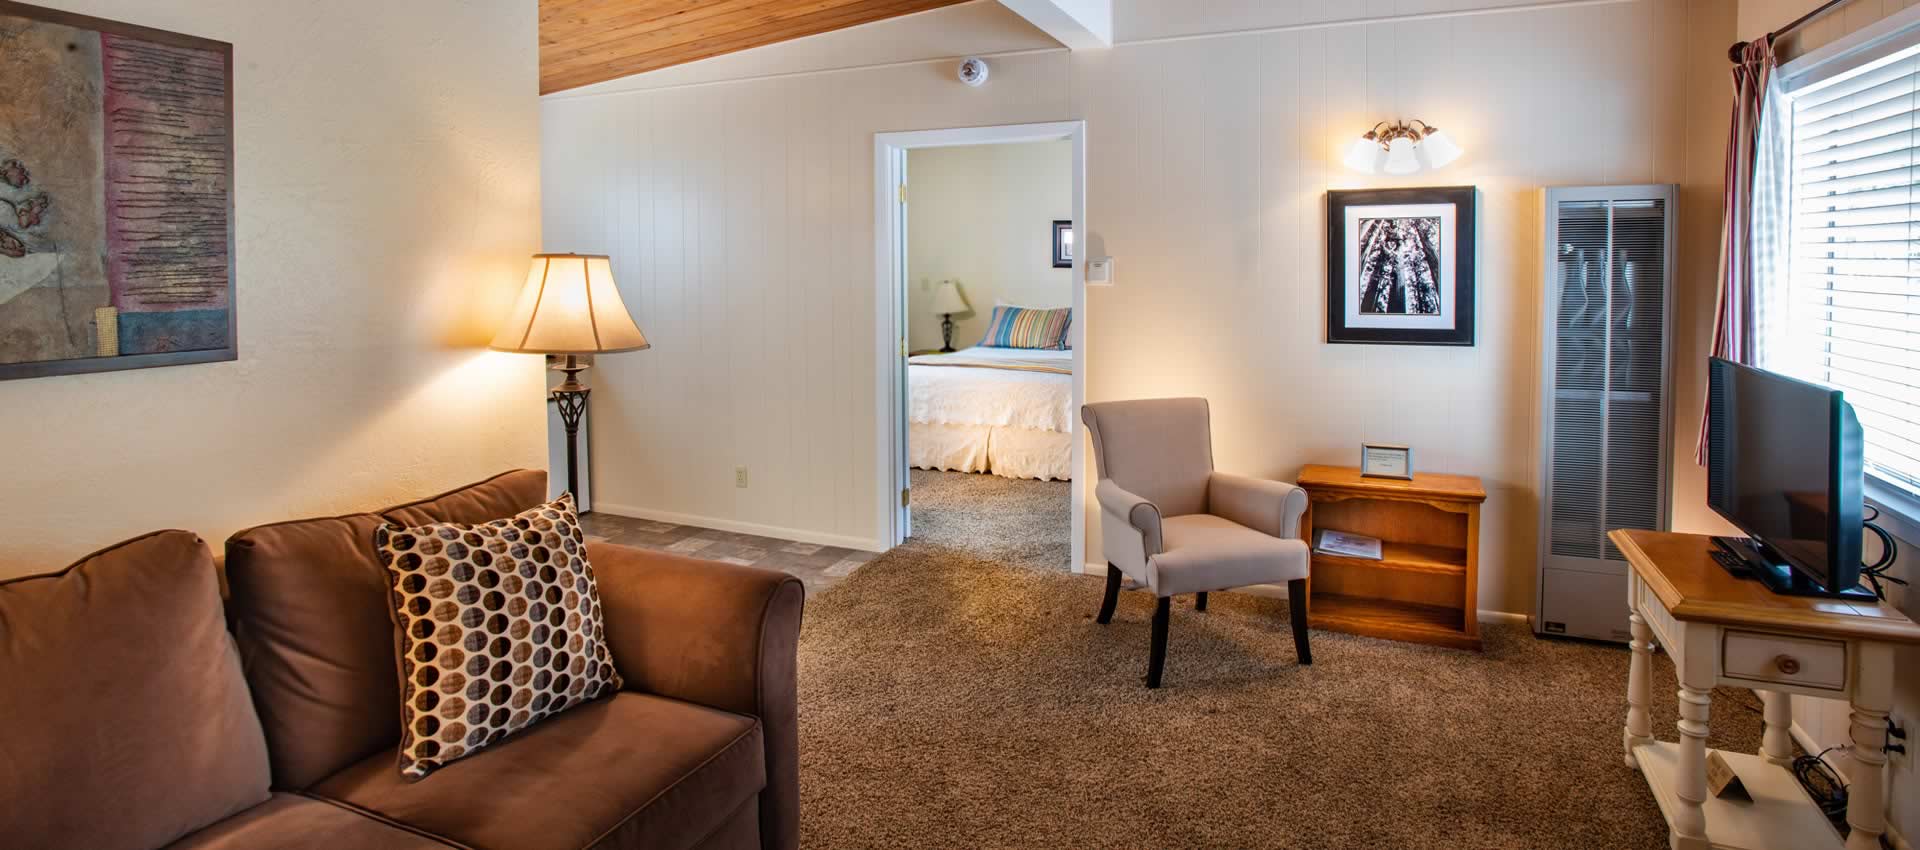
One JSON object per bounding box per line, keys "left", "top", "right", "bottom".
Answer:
{"left": 1327, "top": 187, "right": 1475, "bottom": 346}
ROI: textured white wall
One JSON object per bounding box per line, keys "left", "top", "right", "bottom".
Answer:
{"left": 906, "top": 141, "right": 1073, "bottom": 352}
{"left": 0, "top": 0, "right": 547, "bottom": 574}
{"left": 540, "top": 0, "right": 1734, "bottom": 614}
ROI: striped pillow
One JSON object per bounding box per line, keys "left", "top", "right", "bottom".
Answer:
{"left": 978, "top": 306, "right": 1071, "bottom": 350}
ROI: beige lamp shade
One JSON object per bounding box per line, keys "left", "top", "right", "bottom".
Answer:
{"left": 491, "top": 254, "right": 650, "bottom": 354}
{"left": 930, "top": 279, "right": 970, "bottom": 315}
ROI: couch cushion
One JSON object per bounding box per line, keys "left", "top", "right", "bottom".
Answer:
{"left": 311, "top": 692, "right": 765, "bottom": 850}
{"left": 382, "top": 468, "right": 548, "bottom": 527}
{"left": 0, "top": 530, "right": 271, "bottom": 850}
{"left": 224, "top": 513, "right": 400, "bottom": 789}
{"left": 375, "top": 494, "right": 622, "bottom": 779}
{"left": 165, "top": 793, "right": 455, "bottom": 850}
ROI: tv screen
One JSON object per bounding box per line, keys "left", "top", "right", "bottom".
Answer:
{"left": 1706, "top": 358, "right": 1863, "bottom": 594}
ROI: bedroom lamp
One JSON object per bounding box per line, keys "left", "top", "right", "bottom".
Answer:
{"left": 931, "top": 280, "right": 970, "bottom": 352}
{"left": 490, "top": 253, "right": 650, "bottom": 503}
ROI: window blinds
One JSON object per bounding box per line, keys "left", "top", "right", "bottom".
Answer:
{"left": 1789, "top": 49, "right": 1920, "bottom": 500}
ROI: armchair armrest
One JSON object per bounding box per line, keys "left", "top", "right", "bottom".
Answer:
{"left": 1209, "top": 471, "right": 1308, "bottom": 539}
{"left": 1096, "top": 478, "right": 1164, "bottom": 554}
{"left": 588, "top": 541, "right": 804, "bottom": 850}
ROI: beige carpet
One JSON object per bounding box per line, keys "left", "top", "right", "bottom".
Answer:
{"left": 907, "top": 468, "right": 1071, "bottom": 572}
{"left": 797, "top": 473, "right": 1768, "bottom": 849}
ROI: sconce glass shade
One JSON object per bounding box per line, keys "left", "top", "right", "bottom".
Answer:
{"left": 491, "top": 254, "right": 650, "bottom": 354}
{"left": 1383, "top": 137, "right": 1420, "bottom": 175}
{"left": 1343, "top": 137, "right": 1384, "bottom": 173}
{"left": 930, "top": 280, "right": 970, "bottom": 315}
{"left": 1418, "top": 129, "right": 1463, "bottom": 169}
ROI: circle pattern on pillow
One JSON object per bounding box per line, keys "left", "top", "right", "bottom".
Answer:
{"left": 375, "top": 493, "right": 622, "bottom": 779}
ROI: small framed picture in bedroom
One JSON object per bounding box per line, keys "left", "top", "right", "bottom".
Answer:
{"left": 1052, "top": 220, "right": 1073, "bottom": 268}
{"left": 1326, "top": 187, "right": 1476, "bottom": 346}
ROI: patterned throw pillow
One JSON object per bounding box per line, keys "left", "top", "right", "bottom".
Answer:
{"left": 373, "top": 494, "right": 622, "bottom": 779}
{"left": 978, "top": 305, "right": 1071, "bottom": 350}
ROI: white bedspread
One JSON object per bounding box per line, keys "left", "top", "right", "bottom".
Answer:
{"left": 908, "top": 347, "right": 1072, "bottom": 434}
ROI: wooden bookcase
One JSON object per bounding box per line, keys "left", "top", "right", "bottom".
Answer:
{"left": 1296, "top": 465, "right": 1487, "bottom": 651}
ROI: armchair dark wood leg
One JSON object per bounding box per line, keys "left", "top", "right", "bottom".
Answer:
{"left": 1096, "top": 564, "right": 1121, "bottom": 625}
{"left": 1195, "top": 591, "right": 1208, "bottom": 612}
{"left": 1146, "top": 596, "right": 1171, "bottom": 688}
{"left": 1288, "top": 578, "right": 1312, "bottom": 665}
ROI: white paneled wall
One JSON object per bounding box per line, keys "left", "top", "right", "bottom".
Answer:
{"left": 906, "top": 141, "right": 1073, "bottom": 352}
{"left": 541, "top": 0, "right": 1734, "bottom": 614}
{"left": 542, "top": 51, "right": 1074, "bottom": 549}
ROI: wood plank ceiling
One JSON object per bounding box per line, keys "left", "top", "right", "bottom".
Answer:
{"left": 540, "top": 0, "right": 976, "bottom": 94}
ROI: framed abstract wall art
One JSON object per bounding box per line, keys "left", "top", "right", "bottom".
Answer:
{"left": 0, "top": 1, "right": 235, "bottom": 380}
{"left": 1327, "top": 186, "right": 1475, "bottom": 346}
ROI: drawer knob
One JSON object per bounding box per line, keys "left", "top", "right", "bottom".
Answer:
{"left": 1774, "top": 655, "right": 1801, "bottom": 675}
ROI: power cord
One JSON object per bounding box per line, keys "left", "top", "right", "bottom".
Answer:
{"left": 1861, "top": 506, "right": 1905, "bottom": 601}
{"left": 1791, "top": 744, "right": 1899, "bottom": 850}
{"left": 1793, "top": 746, "right": 1850, "bottom": 828}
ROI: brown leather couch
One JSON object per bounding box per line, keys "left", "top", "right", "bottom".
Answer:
{"left": 0, "top": 470, "right": 803, "bottom": 850}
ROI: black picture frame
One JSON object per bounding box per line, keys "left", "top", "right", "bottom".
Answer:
{"left": 0, "top": 1, "right": 237, "bottom": 381}
{"left": 1052, "top": 220, "right": 1072, "bottom": 269}
{"left": 1327, "top": 186, "right": 1476, "bottom": 346}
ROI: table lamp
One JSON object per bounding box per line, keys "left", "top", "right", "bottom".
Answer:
{"left": 491, "top": 253, "right": 650, "bottom": 502}
{"left": 931, "top": 280, "right": 970, "bottom": 352}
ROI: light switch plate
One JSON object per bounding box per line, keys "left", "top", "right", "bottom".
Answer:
{"left": 1087, "top": 256, "right": 1114, "bottom": 285}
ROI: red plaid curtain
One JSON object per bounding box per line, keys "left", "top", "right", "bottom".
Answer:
{"left": 1698, "top": 39, "right": 1779, "bottom": 464}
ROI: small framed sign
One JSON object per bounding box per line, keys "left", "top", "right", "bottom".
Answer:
{"left": 1360, "top": 443, "right": 1412, "bottom": 480}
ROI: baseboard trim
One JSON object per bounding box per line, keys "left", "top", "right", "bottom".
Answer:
{"left": 592, "top": 502, "right": 885, "bottom": 552}
{"left": 1078, "top": 562, "right": 1528, "bottom": 625}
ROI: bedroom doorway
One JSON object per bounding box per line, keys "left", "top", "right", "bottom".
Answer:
{"left": 873, "top": 121, "right": 1087, "bottom": 571}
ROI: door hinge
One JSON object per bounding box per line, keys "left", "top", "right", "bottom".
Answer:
{"left": 901, "top": 488, "right": 910, "bottom": 507}
{"left": 898, "top": 183, "right": 907, "bottom": 203}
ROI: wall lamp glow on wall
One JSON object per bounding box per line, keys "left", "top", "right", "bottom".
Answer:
{"left": 1343, "top": 120, "right": 1463, "bottom": 175}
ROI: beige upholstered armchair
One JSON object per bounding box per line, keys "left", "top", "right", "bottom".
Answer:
{"left": 1081, "top": 398, "right": 1312, "bottom": 688}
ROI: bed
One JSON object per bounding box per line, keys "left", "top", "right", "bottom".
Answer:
{"left": 908, "top": 347, "right": 1073, "bottom": 481}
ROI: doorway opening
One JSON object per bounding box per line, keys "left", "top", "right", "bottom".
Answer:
{"left": 873, "top": 122, "right": 1086, "bottom": 571}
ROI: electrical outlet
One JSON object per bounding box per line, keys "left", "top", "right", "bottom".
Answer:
{"left": 1891, "top": 715, "right": 1912, "bottom": 771}
{"left": 735, "top": 466, "right": 749, "bottom": 488}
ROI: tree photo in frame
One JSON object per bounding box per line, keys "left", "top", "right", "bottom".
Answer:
{"left": 1327, "top": 187, "right": 1475, "bottom": 345}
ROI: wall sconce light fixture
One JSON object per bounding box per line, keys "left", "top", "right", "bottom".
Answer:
{"left": 1343, "top": 120, "right": 1463, "bottom": 175}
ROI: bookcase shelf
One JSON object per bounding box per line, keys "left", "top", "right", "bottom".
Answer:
{"left": 1297, "top": 464, "right": 1488, "bottom": 651}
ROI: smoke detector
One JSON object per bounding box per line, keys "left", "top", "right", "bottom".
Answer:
{"left": 958, "top": 57, "right": 989, "bottom": 87}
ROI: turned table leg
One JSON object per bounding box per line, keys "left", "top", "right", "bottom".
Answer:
{"left": 1760, "top": 690, "right": 1793, "bottom": 766}
{"left": 1672, "top": 665, "right": 1714, "bottom": 850}
{"left": 1845, "top": 644, "right": 1894, "bottom": 850}
{"left": 1624, "top": 612, "right": 1655, "bottom": 767}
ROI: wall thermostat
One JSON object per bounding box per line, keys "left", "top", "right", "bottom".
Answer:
{"left": 958, "top": 57, "right": 989, "bottom": 87}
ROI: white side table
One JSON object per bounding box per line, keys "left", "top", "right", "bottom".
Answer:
{"left": 1613, "top": 530, "right": 1920, "bottom": 850}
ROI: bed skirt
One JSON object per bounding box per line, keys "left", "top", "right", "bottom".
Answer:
{"left": 909, "top": 422, "right": 1071, "bottom": 481}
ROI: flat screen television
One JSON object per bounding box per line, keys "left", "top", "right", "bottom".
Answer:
{"left": 1706, "top": 357, "right": 1867, "bottom": 599}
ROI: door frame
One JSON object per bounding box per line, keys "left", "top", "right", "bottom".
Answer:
{"left": 872, "top": 120, "right": 1087, "bottom": 570}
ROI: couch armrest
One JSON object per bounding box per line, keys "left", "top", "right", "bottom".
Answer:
{"left": 588, "top": 542, "right": 804, "bottom": 850}
{"left": 1208, "top": 472, "right": 1308, "bottom": 540}
{"left": 1095, "top": 479, "right": 1163, "bottom": 555}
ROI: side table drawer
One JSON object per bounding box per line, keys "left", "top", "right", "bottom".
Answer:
{"left": 1722, "top": 630, "right": 1847, "bottom": 690}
